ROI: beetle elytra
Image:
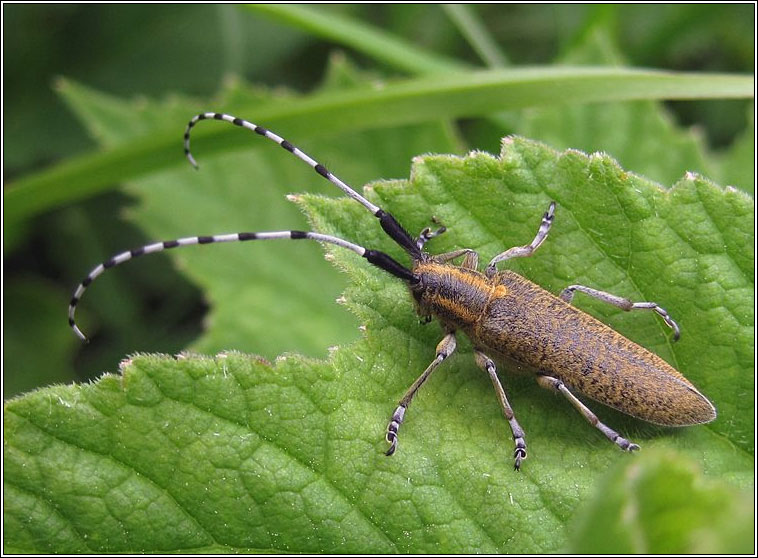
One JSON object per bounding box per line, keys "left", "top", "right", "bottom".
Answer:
{"left": 69, "top": 113, "right": 717, "bottom": 470}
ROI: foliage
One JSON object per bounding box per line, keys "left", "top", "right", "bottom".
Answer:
{"left": 3, "top": 4, "right": 754, "bottom": 554}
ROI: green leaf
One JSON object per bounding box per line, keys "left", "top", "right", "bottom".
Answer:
{"left": 307, "top": 137, "right": 754, "bottom": 455}
{"left": 5, "top": 138, "right": 753, "bottom": 553}
{"left": 569, "top": 450, "right": 754, "bottom": 553}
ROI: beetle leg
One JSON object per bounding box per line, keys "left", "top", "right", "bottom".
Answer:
{"left": 486, "top": 201, "right": 555, "bottom": 277}
{"left": 385, "top": 332, "right": 457, "bottom": 456}
{"left": 433, "top": 248, "right": 480, "bottom": 270}
{"left": 460, "top": 250, "right": 479, "bottom": 270}
{"left": 416, "top": 222, "right": 447, "bottom": 250}
{"left": 474, "top": 351, "right": 527, "bottom": 470}
{"left": 560, "top": 285, "right": 681, "bottom": 341}
{"left": 536, "top": 375, "right": 640, "bottom": 452}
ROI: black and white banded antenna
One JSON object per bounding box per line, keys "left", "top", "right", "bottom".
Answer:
{"left": 184, "top": 113, "right": 421, "bottom": 257}
{"left": 68, "top": 113, "right": 421, "bottom": 342}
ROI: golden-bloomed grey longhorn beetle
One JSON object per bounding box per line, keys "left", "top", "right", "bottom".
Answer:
{"left": 69, "top": 112, "right": 717, "bottom": 470}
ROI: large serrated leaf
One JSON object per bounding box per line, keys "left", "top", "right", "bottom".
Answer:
{"left": 305, "top": 137, "right": 753, "bottom": 455}
{"left": 5, "top": 137, "right": 752, "bottom": 553}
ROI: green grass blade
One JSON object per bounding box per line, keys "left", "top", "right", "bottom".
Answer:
{"left": 5, "top": 67, "right": 752, "bottom": 227}
{"left": 442, "top": 4, "right": 509, "bottom": 67}
{"left": 246, "top": 4, "right": 464, "bottom": 74}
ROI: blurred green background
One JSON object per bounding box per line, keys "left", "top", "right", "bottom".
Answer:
{"left": 3, "top": 4, "right": 753, "bottom": 398}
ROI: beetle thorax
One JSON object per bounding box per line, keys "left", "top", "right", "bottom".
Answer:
{"left": 410, "top": 261, "right": 493, "bottom": 330}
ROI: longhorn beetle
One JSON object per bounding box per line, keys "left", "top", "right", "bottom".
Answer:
{"left": 69, "top": 112, "right": 717, "bottom": 470}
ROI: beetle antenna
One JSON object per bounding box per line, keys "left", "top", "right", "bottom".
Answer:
{"left": 68, "top": 230, "right": 416, "bottom": 342}
{"left": 184, "top": 113, "right": 422, "bottom": 258}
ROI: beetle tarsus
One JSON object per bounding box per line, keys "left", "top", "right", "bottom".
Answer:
{"left": 385, "top": 431, "right": 398, "bottom": 456}
{"left": 385, "top": 405, "right": 405, "bottom": 456}
{"left": 514, "top": 446, "right": 527, "bottom": 471}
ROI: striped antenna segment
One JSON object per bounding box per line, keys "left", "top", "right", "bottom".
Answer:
{"left": 184, "top": 112, "right": 381, "bottom": 215}
{"left": 68, "top": 230, "right": 415, "bottom": 342}
{"left": 184, "top": 113, "right": 422, "bottom": 258}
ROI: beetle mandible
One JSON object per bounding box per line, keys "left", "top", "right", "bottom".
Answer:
{"left": 68, "top": 113, "right": 717, "bottom": 470}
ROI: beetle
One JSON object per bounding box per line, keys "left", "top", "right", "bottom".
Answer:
{"left": 69, "top": 112, "right": 717, "bottom": 470}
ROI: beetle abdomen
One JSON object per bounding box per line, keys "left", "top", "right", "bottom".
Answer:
{"left": 472, "top": 271, "right": 716, "bottom": 426}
